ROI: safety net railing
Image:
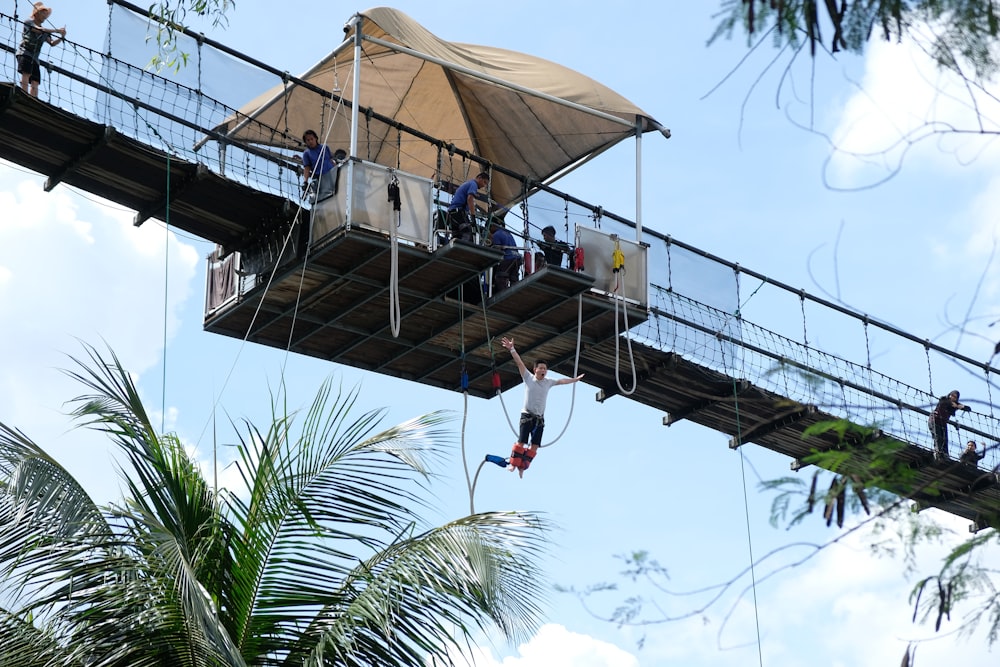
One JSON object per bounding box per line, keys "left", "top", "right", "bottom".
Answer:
{"left": 0, "top": 7, "right": 303, "bottom": 198}
{"left": 632, "top": 287, "right": 1000, "bottom": 470}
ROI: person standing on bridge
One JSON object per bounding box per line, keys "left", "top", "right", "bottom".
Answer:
{"left": 929, "top": 389, "right": 970, "bottom": 461}
{"left": 16, "top": 2, "right": 65, "bottom": 98}
{"left": 485, "top": 336, "right": 584, "bottom": 478}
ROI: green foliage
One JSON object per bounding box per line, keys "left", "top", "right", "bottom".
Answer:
{"left": 711, "top": 0, "right": 1000, "bottom": 81}
{"left": 909, "top": 527, "right": 1000, "bottom": 641}
{"left": 771, "top": 417, "right": 1000, "bottom": 643}
{"left": 760, "top": 420, "right": 921, "bottom": 534}
{"left": 0, "top": 343, "right": 550, "bottom": 666}
{"left": 147, "top": 0, "right": 234, "bottom": 71}
{"left": 781, "top": 419, "right": 961, "bottom": 523}
{"left": 565, "top": 413, "right": 998, "bottom": 653}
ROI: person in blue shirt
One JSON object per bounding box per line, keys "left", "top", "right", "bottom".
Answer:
{"left": 446, "top": 172, "right": 489, "bottom": 241}
{"left": 17, "top": 2, "right": 65, "bottom": 98}
{"left": 301, "top": 129, "right": 339, "bottom": 202}
{"left": 489, "top": 219, "right": 520, "bottom": 293}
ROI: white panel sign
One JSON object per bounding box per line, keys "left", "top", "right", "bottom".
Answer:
{"left": 310, "top": 160, "right": 435, "bottom": 248}
{"left": 575, "top": 225, "right": 648, "bottom": 308}
{"left": 348, "top": 161, "right": 434, "bottom": 245}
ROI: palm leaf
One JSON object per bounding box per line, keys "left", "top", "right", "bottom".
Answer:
{"left": 2, "top": 345, "right": 552, "bottom": 667}
{"left": 297, "top": 511, "right": 550, "bottom": 667}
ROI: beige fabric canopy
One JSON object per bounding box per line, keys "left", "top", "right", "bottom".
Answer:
{"left": 218, "top": 6, "right": 668, "bottom": 206}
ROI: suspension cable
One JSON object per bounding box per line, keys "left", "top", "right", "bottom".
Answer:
{"left": 722, "top": 314, "right": 764, "bottom": 667}
{"left": 925, "top": 342, "right": 934, "bottom": 398}
{"left": 800, "top": 289, "right": 811, "bottom": 369}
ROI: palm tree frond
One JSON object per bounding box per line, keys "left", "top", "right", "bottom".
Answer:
{"left": 295, "top": 511, "right": 551, "bottom": 667}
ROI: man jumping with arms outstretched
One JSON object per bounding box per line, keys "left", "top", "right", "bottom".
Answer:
{"left": 487, "top": 336, "right": 584, "bottom": 477}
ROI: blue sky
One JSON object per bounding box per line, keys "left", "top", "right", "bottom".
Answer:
{"left": 2, "top": 1, "right": 1000, "bottom": 665}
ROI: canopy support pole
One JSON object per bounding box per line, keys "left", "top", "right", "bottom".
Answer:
{"left": 635, "top": 117, "right": 642, "bottom": 243}
{"left": 345, "top": 14, "right": 363, "bottom": 230}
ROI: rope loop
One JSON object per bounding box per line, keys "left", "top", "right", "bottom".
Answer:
{"left": 800, "top": 290, "right": 809, "bottom": 349}
{"left": 925, "top": 340, "right": 934, "bottom": 396}
{"left": 862, "top": 315, "right": 872, "bottom": 369}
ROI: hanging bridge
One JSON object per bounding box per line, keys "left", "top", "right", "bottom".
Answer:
{"left": 2, "top": 2, "right": 1000, "bottom": 529}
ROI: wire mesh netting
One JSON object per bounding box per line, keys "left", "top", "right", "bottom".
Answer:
{"left": 1, "top": 4, "right": 303, "bottom": 196}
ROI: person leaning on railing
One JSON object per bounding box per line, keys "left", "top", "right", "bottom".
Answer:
{"left": 301, "top": 129, "right": 340, "bottom": 203}
{"left": 16, "top": 2, "right": 65, "bottom": 98}
{"left": 929, "top": 389, "right": 970, "bottom": 461}
{"left": 538, "top": 225, "right": 572, "bottom": 269}
{"left": 446, "top": 172, "right": 488, "bottom": 242}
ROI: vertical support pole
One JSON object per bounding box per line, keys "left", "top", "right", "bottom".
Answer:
{"left": 345, "top": 14, "right": 363, "bottom": 231}
{"left": 635, "top": 116, "right": 643, "bottom": 243}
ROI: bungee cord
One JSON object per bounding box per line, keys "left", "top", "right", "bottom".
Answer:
{"left": 457, "top": 287, "right": 478, "bottom": 514}
{"left": 539, "top": 293, "right": 584, "bottom": 449}
{"left": 611, "top": 235, "right": 637, "bottom": 397}
{"left": 387, "top": 167, "right": 402, "bottom": 338}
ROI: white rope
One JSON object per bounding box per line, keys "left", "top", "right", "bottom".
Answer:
{"left": 613, "top": 271, "right": 637, "bottom": 396}
{"left": 195, "top": 75, "right": 349, "bottom": 447}
{"left": 388, "top": 172, "right": 401, "bottom": 338}
{"left": 389, "top": 227, "right": 401, "bottom": 337}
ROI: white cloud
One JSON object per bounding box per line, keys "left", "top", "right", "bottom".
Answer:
{"left": 423, "top": 516, "right": 999, "bottom": 667}
{"left": 964, "top": 173, "right": 1000, "bottom": 255}
{"left": 529, "top": 510, "right": 1000, "bottom": 667}
{"left": 0, "top": 168, "right": 202, "bottom": 500}
{"left": 815, "top": 34, "right": 1000, "bottom": 317}
{"left": 754, "top": 512, "right": 1000, "bottom": 667}
{"left": 958, "top": 175, "right": 1000, "bottom": 310}
{"left": 435, "top": 625, "right": 639, "bottom": 667}
{"left": 189, "top": 434, "right": 252, "bottom": 501}
{"left": 826, "top": 36, "right": 1000, "bottom": 188}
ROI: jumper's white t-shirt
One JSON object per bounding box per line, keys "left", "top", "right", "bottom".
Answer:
{"left": 521, "top": 369, "right": 557, "bottom": 416}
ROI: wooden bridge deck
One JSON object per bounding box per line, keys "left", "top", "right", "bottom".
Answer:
{"left": 2, "top": 83, "right": 997, "bottom": 528}
{"left": 577, "top": 338, "right": 1000, "bottom": 528}
{"left": 204, "top": 225, "right": 649, "bottom": 399}
{"left": 0, "top": 83, "right": 297, "bottom": 250}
